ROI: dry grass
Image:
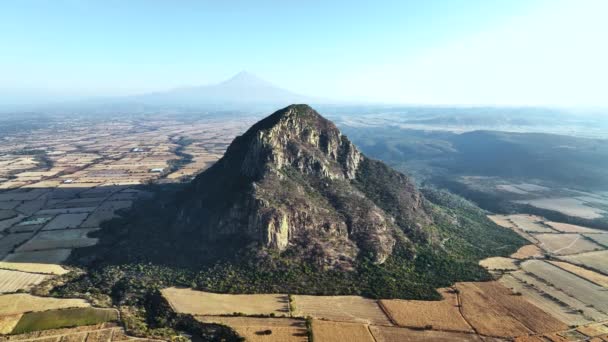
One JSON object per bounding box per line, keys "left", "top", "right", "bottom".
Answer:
{"left": 161, "top": 287, "right": 288, "bottom": 316}
{"left": 487, "top": 215, "right": 516, "bottom": 229}
{"left": 456, "top": 281, "right": 567, "bottom": 338}
{"left": 521, "top": 260, "right": 608, "bottom": 313}
{"left": 0, "top": 294, "right": 89, "bottom": 315}
{"left": 560, "top": 250, "right": 608, "bottom": 275}
{"left": 478, "top": 257, "right": 519, "bottom": 271}
{"left": 0, "top": 314, "right": 22, "bottom": 334}
{"left": 369, "top": 325, "right": 483, "bottom": 342}
{"left": 198, "top": 316, "right": 307, "bottom": 342}
{"left": 499, "top": 274, "right": 591, "bottom": 326}
{"left": 534, "top": 233, "right": 602, "bottom": 255}
{"left": 543, "top": 222, "right": 605, "bottom": 234}
{"left": 577, "top": 324, "right": 608, "bottom": 338}
{"left": 0, "top": 323, "right": 129, "bottom": 341}
{"left": 510, "top": 245, "right": 543, "bottom": 259}
{"left": 0, "top": 269, "right": 49, "bottom": 293}
{"left": 0, "top": 249, "right": 71, "bottom": 275}
{"left": 508, "top": 214, "right": 555, "bottom": 233}
{"left": 548, "top": 260, "right": 608, "bottom": 288}
{"left": 379, "top": 288, "right": 473, "bottom": 332}
{"left": 510, "top": 270, "right": 607, "bottom": 322}
{"left": 311, "top": 319, "right": 374, "bottom": 342}
{"left": 515, "top": 198, "right": 605, "bottom": 220}
{"left": 292, "top": 295, "right": 391, "bottom": 325}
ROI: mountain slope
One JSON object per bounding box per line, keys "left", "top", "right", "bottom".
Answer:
{"left": 176, "top": 104, "right": 429, "bottom": 269}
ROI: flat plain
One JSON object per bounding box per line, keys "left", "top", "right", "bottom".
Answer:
{"left": 0, "top": 294, "right": 89, "bottom": 316}
{"left": 0, "top": 269, "right": 49, "bottom": 293}
{"left": 521, "top": 260, "right": 608, "bottom": 313}
{"left": 455, "top": 281, "right": 567, "bottom": 338}
{"left": 311, "top": 320, "right": 375, "bottom": 342}
{"left": 162, "top": 287, "right": 288, "bottom": 316}
{"left": 292, "top": 295, "right": 391, "bottom": 325}
{"left": 548, "top": 260, "right": 608, "bottom": 287}
{"left": 559, "top": 250, "right": 608, "bottom": 276}
{"left": 510, "top": 245, "right": 543, "bottom": 259}
{"left": 533, "top": 233, "right": 603, "bottom": 255}
{"left": 498, "top": 273, "right": 591, "bottom": 326}
{"left": 379, "top": 288, "right": 473, "bottom": 332}
{"left": 368, "top": 325, "right": 484, "bottom": 342}
{"left": 198, "top": 316, "right": 307, "bottom": 342}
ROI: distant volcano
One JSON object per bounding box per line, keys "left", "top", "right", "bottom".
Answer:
{"left": 128, "top": 71, "right": 318, "bottom": 108}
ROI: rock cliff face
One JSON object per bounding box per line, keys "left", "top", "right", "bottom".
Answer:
{"left": 177, "top": 104, "right": 430, "bottom": 269}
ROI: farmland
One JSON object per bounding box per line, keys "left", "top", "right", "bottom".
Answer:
{"left": 0, "top": 294, "right": 89, "bottom": 316}
{"left": 291, "top": 295, "right": 391, "bottom": 325}
{"left": 560, "top": 250, "right": 608, "bottom": 274}
{"left": 311, "top": 320, "right": 374, "bottom": 342}
{"left": 379, "top": 288, "right": 473, "bottom": 332}
{"left": 9, "top": 307, "right": 118, "bottom": 335}
{"left": 0, "top": 269, "right": 49, "bottom": 293}
{"left": 455, "top": 281, "right": 567, "bottom": 337}
{"left": 2, "top": 113, "right": 608, "bottom": 341}
{"left": 197, "top": 316, "right": 307, "bottom": 342}
{"left": 162, "top": 287, "right": 288, "bottom": 316}
{"left": 0, "top": 115, "right": 251, "bottom": 340}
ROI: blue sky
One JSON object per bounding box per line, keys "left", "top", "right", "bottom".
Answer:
{"left": 1, "top": 0, "right": 606, "bottom": 106}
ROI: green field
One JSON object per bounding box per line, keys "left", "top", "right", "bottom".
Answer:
{"left": 11, "top": 307, "right": 118, "bottom": 334}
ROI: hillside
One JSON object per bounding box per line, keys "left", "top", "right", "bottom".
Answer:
{"left": 56, "top": 105, "right": 526, "bottom": 336}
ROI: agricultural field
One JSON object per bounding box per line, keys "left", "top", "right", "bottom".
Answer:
{"left": 499, "top": 273, "right": 592, "bottom": 326}
{"left": 0, "top": 269, "right": 49, "bottom": 293}
{"left": 41, "top": 213, "right": 89, "bottom": 230}
{"left": 197, "top": 316, "right": 307, "bottom": 342}
{"left": 15, "top": 228, "right": 99, "bottom": 252}
{"left": 510, "top": 245, "right": 543, "bottom": 259}
{"left": 368, "top": 325, "right": 485, "bottom": 342}
{"left": 515, "top": 197, "right": 606, "bottom": 219}
{"left": 508, "top": 214, "right": 555, "bottom": 233}
{"left": 0, "top": 249, "right": 71, "bottom": 275}
{"left": 510, "top": 270, "right": 606, "bottom": 323}
{"left": 544, "top": 221, "right": 606, "bottom": 234}
{"left": 559, "top": 250, "right": 608, "bottom": 275}
{"left": 379, "top": 288, "right": 472, "bottom": 332}
{"left": 520, "top": 260, "right": 608, "bottom": 313}
{"left": 585, "top": 233, "right": 608, "bottom": 247}
{"left": 0, "top": 323, "right": 137, "bottom": 342}
{"left": 311, "top": 320, "right": 374, "bottom": 342}
{"left": 548, "top": 260, "right": 608, "bottom": 287}
{"left": 478, "top": 257, "right": 519, "bottom": 271}
{"left": 162, "top": 287, "right": 288, "bottom": 316}
{"left": 0, "top": 294, "right": 89, "bottom": 315}
{"left": 0, "top": 115, "right": 252, "bottom": 339}
{"left": 291, "top": 295, "right": 391, "bottom": 325}
{"left": 533, "top": 233, "right": 603, "bottom": 255}
{"left": 10, "top": 307, "right": 119, "bottom": 335}
{"left": 455, "top": 281, "right": 567, "bottom": 337}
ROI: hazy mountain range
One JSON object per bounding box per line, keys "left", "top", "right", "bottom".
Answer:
{"left": 0, "top": 72, "right": 322, "bottom": 112}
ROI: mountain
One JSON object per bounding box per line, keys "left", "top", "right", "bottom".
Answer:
{"left": 128, "top": 72, "right": 317, "bottom": 109}
{"left": 175, "top": 104, "right": 430, "bottom": 269}
{"left": 67, "top": 104, "right": 526, "bottom": 304}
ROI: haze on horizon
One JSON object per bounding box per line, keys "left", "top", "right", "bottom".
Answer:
{"left": 1, "top": 0, "right": 607, "bottom": 108}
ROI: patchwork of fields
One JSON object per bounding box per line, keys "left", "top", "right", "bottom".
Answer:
{"left": 2, "top": 116, "right": 608, "bottom": 341}
{"left": 0, "top": 117, "right": 251, "bottom": 338}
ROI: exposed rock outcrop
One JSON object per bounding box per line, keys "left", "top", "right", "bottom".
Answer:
{"left": 177, "top": 104, "right": 430, "bottom": 269}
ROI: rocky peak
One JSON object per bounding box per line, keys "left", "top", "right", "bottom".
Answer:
{"left": 181, "top": 105, "right": 430, "bottom": 269}
{"left": 239, "top": 104, "right": 362, "bottom": 180}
